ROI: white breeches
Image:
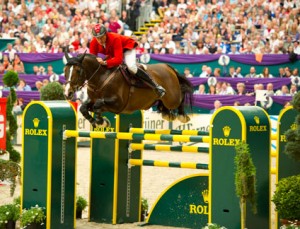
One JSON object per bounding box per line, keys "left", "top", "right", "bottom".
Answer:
{"left": 124, "top": 48, "right": 138, "bottom": 74}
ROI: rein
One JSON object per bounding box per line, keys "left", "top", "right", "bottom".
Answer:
{"left": 79, "top": 63, "right": 101, "bottom": 90}
{"left": 87, "top": 67, "right": 120, "bottom": 92}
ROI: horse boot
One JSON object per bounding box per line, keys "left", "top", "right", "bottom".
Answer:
{"left": 136, "top": 68, "right": 166, "bottom": 98}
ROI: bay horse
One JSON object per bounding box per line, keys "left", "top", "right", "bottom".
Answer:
{"left": 64, "top": 52, "right": 193, "bottom": 127}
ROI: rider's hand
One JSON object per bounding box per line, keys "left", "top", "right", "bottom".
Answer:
{"left": 96, "top": 57, "right": 107, "bottom": 66}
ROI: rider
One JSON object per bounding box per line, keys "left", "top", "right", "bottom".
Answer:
{"left": 89, "top": 24, "right": 166, "bottom": 98}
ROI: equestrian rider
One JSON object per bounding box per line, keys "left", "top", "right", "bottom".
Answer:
{"left": 89, "top": 24, "right": 166, "bottom": 98}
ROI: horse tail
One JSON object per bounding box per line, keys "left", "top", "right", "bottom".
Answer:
{"left": 167, "top": 65, "right": 194, "bottom": 111}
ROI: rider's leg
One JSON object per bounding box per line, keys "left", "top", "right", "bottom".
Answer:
{"left": 124, "top": 49, "right": 166, "bottom": 98}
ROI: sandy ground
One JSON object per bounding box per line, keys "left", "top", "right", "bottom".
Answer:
{"left": 0, "top": 144, "right": 276, "bottom": 229}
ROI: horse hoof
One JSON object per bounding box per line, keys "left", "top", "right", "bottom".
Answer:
{"left": 177, "top": 115, "right": 190, "bottom": 123}
{"left": 95, "top": 117, "right": 111, "bottom": 128}
{"left": 103, "top": 117, "right": 111, "bottom": 127}
{"left": 91, "top": 120, "right": 97, "bottom": 129}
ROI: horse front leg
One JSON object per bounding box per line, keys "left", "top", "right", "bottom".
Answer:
{"left": 93, "top": 97, "right": 117, "bottom": 127}
{"left": 79, "top": 100, "right": 98, "bottom": 128}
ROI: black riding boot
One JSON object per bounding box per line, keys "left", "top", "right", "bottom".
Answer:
{"left": 136, "top": 68, "right": 166, "bottom": 98}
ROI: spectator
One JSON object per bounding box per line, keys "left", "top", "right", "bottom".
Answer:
{"left": 199, "top": 65, "right": 208, "bottom": 78}
{"left": 4, "top": 43, "right": 17, "bottom": 61}
{"left": 228, "top": 66, "right": 236, "bottom": 78}
{"left": 219, "top": 82, "right": 235, "bottom": 95}
{"left": 37, "top": 66, "right": 47, "bottom": 75}
{"left": 208, "top": 85, "right": 217, "bottom": 95}
{"left": 213, "top": 68, "right": 221, "bottom": 77}
{"left": 12, "top": 53, "right": 25, "bottom": 73}
{"left": 194, "top": 84, "right": 206, "bottom": 95}
{"left": 275, "top": 85, "right": 290, "bottom": 96}
{"left": 2, "top": 55, "right": 11, "bottom": 70}
{"left": 13, "top": 99, "right": 23, "bottom": 115}
{"left": 35, "top": 81, "right": 43, "bottom": 91}
{"left": 208, "top": 40, "right": 218, "bottom": 54}
{"left": 283, "top": 101, "right": 291, "bottom": 109}
{"left": 236, "top": 82, "right": 246, "bottom": 95}
{"left": 228, "top": 45, "right": 240, "bottom": 54}
{"left": 210, "top": 100, "right": 222, "bottom": 114}
{"left": 293, "top": 40, "right": 300, "bottom": 55}
{"left": 290, "top": 84, "right": 298, "bottom": 96}
{"left": 184, "top": 67, "right": 193, "bottom": 78}
{"left": 278, "top": 68, "right": 286, "bottom": 78}
{"left": 266, "top": 83, "right": 274, "bottom": 96}
{"left": 245, "top": 66, "right": 257, "bottom": 78}
{"left": 128, "top": 0, "right": 141, "bottom": 31}
{"left": 17, "top": 79, "right": 32, "bottom": 91}
{"left": 257, "top": 67, "right": 273, "bottom": 78}
{"left": 235, "top": 67, "right": 243, "bottom": 78}
{"left": 0, "top": 63, "right": 5, "bottom": 74}
{"left": 291, "top": 68, "right": 299, "bottom": 77}
{"left": 48, "top": 65, "right": 60, "bottom": 82}
{"left": 43, "top": 79, "right": 49, "bottom": 86}
{"left": 233, "top": 101, "right": 240, "bottom": 106}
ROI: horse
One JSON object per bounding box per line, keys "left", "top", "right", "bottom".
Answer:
{"left": 64, "top": 52, "right": 194, "bottom": 127}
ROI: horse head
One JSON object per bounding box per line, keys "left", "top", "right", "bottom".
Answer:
{"left": 64, "top": 51, "right": 87, "bottom": 100}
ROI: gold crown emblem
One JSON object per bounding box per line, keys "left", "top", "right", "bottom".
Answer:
{"left": 223, "top": 126, "right": 231, "bottom": 137}
{"left": 202, "top": 189, "right": 209, "bottom": 203}
{"left": 254, "top": 116, "right": 260, "bottom": 125}
{"left": 33, "top": 118, "right": 40, "bottom": 128}
{"left": 290, "top": 123, "right": 297, "bottom": 130}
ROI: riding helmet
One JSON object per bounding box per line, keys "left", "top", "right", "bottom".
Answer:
{"left": 92, "top": 24, "right": 107, "bottom": 37}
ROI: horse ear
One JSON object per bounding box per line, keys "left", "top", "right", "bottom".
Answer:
{"left": 64, "top": 50, "right": 71, "bottom": 64}
{"left": 78, "top": 50, "right": 87, "bottom": 63}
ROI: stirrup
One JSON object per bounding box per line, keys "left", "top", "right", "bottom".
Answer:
{"left": 155, "top": 86, "right": 166, "bottom": 98}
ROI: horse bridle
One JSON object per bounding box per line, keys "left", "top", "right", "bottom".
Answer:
{"left": 65, "top": 62, "right": 101, "bottom": 91}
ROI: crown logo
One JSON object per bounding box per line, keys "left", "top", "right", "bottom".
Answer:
{"left": 290, "top": 123, "right": 297, "bottom": 130}
{"left": 254, "top": 116, "right": 260, "bottom": 125}
{"left": 223, "top": 126, "right": 231, "bottom": 137}
{"left": 33, "top": 118, "right": 40, "bottom": 128}
{"left": 202, "top": 189, "right": 209, "bottom": 203}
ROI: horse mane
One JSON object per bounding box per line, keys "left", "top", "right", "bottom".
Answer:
{"left": 66, "top": 53, "right": 98, "bottom": 66}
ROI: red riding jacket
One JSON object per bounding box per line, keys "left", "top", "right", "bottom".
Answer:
{"left": 89, "top": 32, "right": 138, "bottom": 68}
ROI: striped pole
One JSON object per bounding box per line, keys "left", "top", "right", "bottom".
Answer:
{"left": 129, "top": 143, "right": 209, "bottom": 153}
{"left": 128, "top": 159, "right": 209, "bottom": 170}
{"left": 64, "top": 130, "right": 210, "bottom": 143}
{"left": 129, "top": 128, "right": 209, "bottom": 136}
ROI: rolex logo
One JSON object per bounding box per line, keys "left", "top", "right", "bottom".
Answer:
{"left": 254, "top": 116, "right": 260, "bottom": 125}
{"left": 202, "top": 190, "right": 209, "bottom": 203}
{"left": 33, "top": 118, "right": 40, "bottom": 128}
{"left": 290, "top": 123, "right": 297, "bottom": 130}
{"left": 223, "top": 126, "right": 231, "bottom": 137}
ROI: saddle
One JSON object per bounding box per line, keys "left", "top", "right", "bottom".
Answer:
{"left": 119, "top": 64, "right": 150, "bottom": 88}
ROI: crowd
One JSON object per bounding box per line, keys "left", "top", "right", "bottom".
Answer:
{"left": 0, "top": 0, "right": 299, "bottom": 108}
{"left": 0, "top": 0, "right": 299, "bottom": 57}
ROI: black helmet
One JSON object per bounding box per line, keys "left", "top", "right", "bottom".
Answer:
{"left": 92, "top": 24, "right": 107, "bottom": 37}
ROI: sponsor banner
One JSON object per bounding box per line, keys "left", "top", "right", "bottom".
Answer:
{"left": 0, "top": 98, "right": 7, "bottom": 150}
